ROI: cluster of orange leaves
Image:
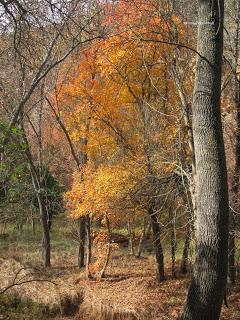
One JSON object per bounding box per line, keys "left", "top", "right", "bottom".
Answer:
{"left": 55, "top": 0, "right": 191, "bottom": 226}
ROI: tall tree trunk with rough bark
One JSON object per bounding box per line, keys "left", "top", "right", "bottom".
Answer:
{"left": 180, "top": 1, "right": 229, "bottom": 319}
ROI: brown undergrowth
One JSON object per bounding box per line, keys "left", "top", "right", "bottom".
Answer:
{"left": 0, "top": 251, "right": 239, "bottom": 320}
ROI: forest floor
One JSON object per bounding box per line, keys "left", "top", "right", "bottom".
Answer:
{"left": 0, "top": 221, "right": 239, "bottom": 320}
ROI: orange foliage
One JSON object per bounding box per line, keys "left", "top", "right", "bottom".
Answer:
{"left": 55, "top": 0, "right": 188, "bottom": 224}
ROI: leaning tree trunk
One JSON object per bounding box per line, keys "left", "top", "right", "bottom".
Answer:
{"left": 149, "top": 207, "right": 165, "bottom": 282}
{"left": 78, "top": 216, "right": 86, "bottom": 268}
{"left": 180, "top": 1, "right": 229, "bottom": 319}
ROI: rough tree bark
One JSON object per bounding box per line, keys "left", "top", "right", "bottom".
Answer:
{"left": 180, "top": 1, "right": 229, "bottom": 319}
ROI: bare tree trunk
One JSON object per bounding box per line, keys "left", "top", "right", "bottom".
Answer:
{"left": 127, "top": 221, "right": 135, "bottom": 256}
{"left": 78, "top": 216, "right": 86, "bottom": 268}
{"left": 25, "top": 132, "right": 51, "bottom": 268}
{"left": 137, "top": 217, "right": 147, "bottom": 258}
{"left": 228, "top": 5, "right": 240, "bottom": 286}
{"left": 46, "top": 98, "right": 90, "bottom": 271}
{"left": 172, "top": 54, "right": 197, "bottom": 219}
{"left": 180, "top": 1, "right": 229, "bottom": 319}
{"left": 169, "top": 209, "right": 176, "bottom": 278}
{"left": 85, "top": 215, "right": 92, "bottom": 278}
{"left": 38, "top": 195, "right": 50, "bottom": 268}
{"left": 180, "top": 221, "right": 191, "bottom": 274}
{"left": 149, "top": 207, "right": 165, "bottom": 282}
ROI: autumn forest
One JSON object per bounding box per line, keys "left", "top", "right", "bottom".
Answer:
{"left": 0, "top": 1, "right": 239, "bottom": 319}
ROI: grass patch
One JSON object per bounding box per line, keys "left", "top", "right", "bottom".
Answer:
{"left": 1, "top": 219, "right": 78, "bottom": 253}
{"left": 0, "top": 218, "right": 79, "bottom": 269}
{"left": 0, "top": 294, "right": 59, "bottom": 320}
